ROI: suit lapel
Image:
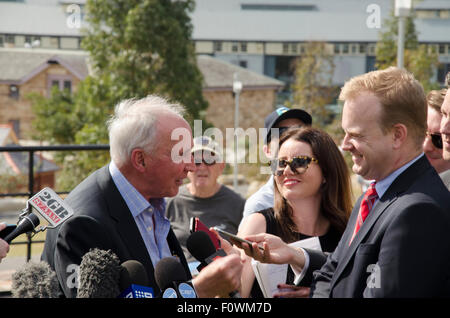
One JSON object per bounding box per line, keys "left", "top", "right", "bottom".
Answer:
{"left": 330, "top": 155, "right": 430, "bottom": 290}
{"left": 97, "top": 166, "right": 156, "bottom": 279}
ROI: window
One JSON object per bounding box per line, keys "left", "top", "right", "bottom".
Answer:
{"left": 47, "top": 76, "right": 73, "bottom": 96}
{"left": 5, "top": 35, "right": 14, "bottom": 44}
{"left": 439, "top": 44, "right": 446, "bottom": 55}
{"left": 231, "top": 42, "right": 239, "bottom": 52}
{"left": 64, "top": 80, "right": 72, "bottom": 93}
{"left": 283, "top": 43, "right": 289, "bottom": 54}
{"left": 9, "top": 85, "right": 19, "bottom": 99}
{"left": 214, "top": 41, "right": 222, "bottom": 52}
{"left": 239, "top": 60, "right": 247, "bottom": 68}
{"left": 342, "top": 44, "right": 349, "bottom": 54}
{"left": 334, "top": 44, "right": 340, "bottom": 54}
{"left": 240, "top": 42, "right": 247, "bottom": 52}
{"left": 359, "top": 44, "right": 367, "bottom": 54}
{"left": 0, "top": 35, "right": 3, "bottom": 47}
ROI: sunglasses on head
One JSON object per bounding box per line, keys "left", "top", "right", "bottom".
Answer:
{"left": 270, "top": 156, "right": 318, "bottom": 176}
{"left": 426, "top": 131, "right": 443, "bottom": 149}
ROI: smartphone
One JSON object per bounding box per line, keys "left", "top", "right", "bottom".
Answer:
{"left": 0, "top": 224, "right": 17, "bottom": 240}
{"left": 189, "top": 217, "right": 221, "bottom": 250}
{"left": 213, "top": 227, "right": 264, "bottom": 251}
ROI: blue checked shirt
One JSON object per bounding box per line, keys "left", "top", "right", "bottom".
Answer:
{"left": 109, "top": 161, "right": 173, "bottom": 267}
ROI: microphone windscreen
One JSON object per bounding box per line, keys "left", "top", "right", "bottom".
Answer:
{"left": 11, "top": 261, "right": 60, "bottom": 298}
{"left": 186, "top": 231, "right": 216, "bottom": 262}
{"left": 154, "top": 257, "right": 188, "bottom": 290}
{"left": 119, "top": 260, "right": 149, "bottom": 291}
{"left": 77, "top": 248, "right": 121, "bottom": 298}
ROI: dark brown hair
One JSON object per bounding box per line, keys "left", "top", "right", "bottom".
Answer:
{"left": 273, "top": 127, "right": 352, "bottom": 242}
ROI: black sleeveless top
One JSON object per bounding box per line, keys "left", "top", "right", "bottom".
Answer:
{"left": 250, "top": 208, "right": 342, "bottom": 298}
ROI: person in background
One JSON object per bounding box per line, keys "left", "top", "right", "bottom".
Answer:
{"left": 239, "top": 106, "right": 312, "bottom": 229}
{"left": 423, "top": 88, "right": 450, "bottom": 189}
{"left": 166, "top": 135, "right": 244, "bottom": 264}
{"left": 230, "top": 127, "right": 352, "bottom": 298}
{"left": 440, "top": 72, "right": 450, "bottom": 189}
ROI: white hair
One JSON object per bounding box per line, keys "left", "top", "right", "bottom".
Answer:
{"left": 107, "top": 95, "right": 186, "bottom": 167}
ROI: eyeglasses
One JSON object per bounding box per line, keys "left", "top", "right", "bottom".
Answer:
{"left": 194, "top": 159, "right": 217, "bottom": 166}
{"left": 193, "top": 151, "right": 217, "bottom": 166}
{"left": 426, "top": 131, "right": 443, "bottom": 149}
{"left": 270, "top": 156, "right": 318, "bottom": 176}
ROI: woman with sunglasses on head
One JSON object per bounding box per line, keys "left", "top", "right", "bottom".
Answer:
{"left": 224, "top": 127, "right": 353, "bottom": 298}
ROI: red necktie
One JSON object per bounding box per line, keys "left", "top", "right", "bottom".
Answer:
{"left": 349, "top": 182, "right": 378, "bottom": 245}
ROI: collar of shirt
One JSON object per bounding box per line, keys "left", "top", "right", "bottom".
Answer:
{"left": 375, "top": 152, "right": 424, "bottom": 199}
{"left": 108, "top": 161, "right": 172, "bottom": 265}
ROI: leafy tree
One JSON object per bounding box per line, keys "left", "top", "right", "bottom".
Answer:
{"left": 30, "top": 0, "right": 208, "bottom": 190}
{"left": 288, "top": 41, "right": 337, "bottom": 129}
{"left": 375, "top": 9, "right": 440, "bottom": 92}
{"left": 81, "top": 0, "right": 207, "bottom": 124}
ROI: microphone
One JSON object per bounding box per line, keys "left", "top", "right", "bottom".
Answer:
{"left": 11, "top": 260, "right": 60, "bottom": 298}
{"left": 118, "top": 260, "right": 154, "bottom": 298}
{"left": 3, "top": 213, "right": 40, "bottom": 243}
{"left": 4, "top": 187, "right": 75, "bottom": 244}
{"left": 154, "top": 257, "right": 197, "bottom": 298}
{"left": 77, "top": 248, "right": 122, "bottom": 298}
{"left": 186, "top": 231, "right": 240, "bottom": 298}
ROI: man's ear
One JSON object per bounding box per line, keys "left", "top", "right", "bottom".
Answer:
{"left": 391, "top": 123, "right": 408, "bottom": 149}
{"left": 131, "top": 148, "right": 147, "bottom": 172}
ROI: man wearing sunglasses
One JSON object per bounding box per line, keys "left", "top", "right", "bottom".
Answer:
{"left": 440, "top": 72, "right": 450, "bottom": 189}
{"left": 166, "top": 136, "right": 245, "bottom": 264}
{"left": 239, "top": 106, "right": 312, "bottom": 229}
{"left": 424, "top": 89, "right": 450, "bottom": 190}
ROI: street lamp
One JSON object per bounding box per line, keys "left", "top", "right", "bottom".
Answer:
{"left": 395, "top": 0, "right": 412, "bottom": 69}
{"left": 233, "top": 73, "right": 243, "bottom": 190}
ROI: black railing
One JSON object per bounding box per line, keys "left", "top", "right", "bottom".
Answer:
{"left": 0, "top": 144, "right": 109, "bottom": 261}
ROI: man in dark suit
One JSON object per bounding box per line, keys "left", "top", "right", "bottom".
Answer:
{"left": 42, "top": 95, "right": 243, "bottom": 298}
{"left": 242, "top": 67, "right": 450, "bottom": 297}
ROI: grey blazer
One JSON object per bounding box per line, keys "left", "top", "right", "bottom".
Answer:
{"left": 41, "top": 165, "right": 190, "bottom": 298}
{"left": 305, "top": 156, "right": 450, "bottom": 297}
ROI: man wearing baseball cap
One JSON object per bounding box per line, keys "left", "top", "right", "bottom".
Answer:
{"left": 166, "top": 136, "right": 245, "bottom": 265}
{"left": 239, "top": 106, "right": 312, "bottom": 229}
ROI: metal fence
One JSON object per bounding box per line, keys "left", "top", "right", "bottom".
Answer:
{"left": 0, "top": 144, "right": 109, "bottom": 261}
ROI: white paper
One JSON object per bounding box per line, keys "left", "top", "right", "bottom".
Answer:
{"left": 251, "top": 236, "right": 322, "bottom": 298}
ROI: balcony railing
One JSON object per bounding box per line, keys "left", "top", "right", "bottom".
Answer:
{"left": 0, "top": 144, "right": 109, "bottom": 261}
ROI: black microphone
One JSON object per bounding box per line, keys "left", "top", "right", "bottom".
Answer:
{"left": 77, "top": 248, "right": 122, "bottom": 298}
{"left": 3, "top": 213, "right": 40, "bottom": 244}
{"left": 118, "top": 260, "right": 155, "bottom": 298}
{"left": 11, "top": 260, "right": 60, "bottom": 298}
{"left": 154, "top": 257, "right": 197, "bottom": 298}
{"left": 186, "top": 231, "right": 240, "bottom": 298}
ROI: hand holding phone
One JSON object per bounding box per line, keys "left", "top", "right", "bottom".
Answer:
{"left": 213, "top": 227, "right": 264, "bottom": 251}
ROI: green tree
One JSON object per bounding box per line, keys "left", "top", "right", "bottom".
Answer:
{"left": 375, "top": 9, "right": 440, "bottom": 92}
{"left": 30, "top": 0, "right": 208, "bottom": 190}
{"left": 288, "top": 41, "right": 337, "bottom": 129}
{"left": 81, "top": 0, "right": 207, "bottom": 124}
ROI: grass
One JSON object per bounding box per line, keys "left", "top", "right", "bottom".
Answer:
{"left": 6, "top": 230, "right": 46, "bottom": 258}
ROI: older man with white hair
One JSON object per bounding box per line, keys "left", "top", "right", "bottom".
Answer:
{"left": 42, "top": 95, "right": 243, "bottom": 298}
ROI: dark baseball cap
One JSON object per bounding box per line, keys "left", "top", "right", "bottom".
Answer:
{"left": 264, "top": 106, "right": 312, "bottom": 144}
